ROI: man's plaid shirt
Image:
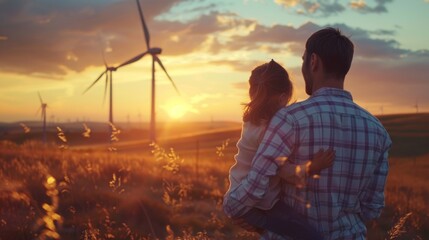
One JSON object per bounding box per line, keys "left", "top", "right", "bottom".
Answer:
{"left": 223, "top": 88, "right": 392, "bottom": 240}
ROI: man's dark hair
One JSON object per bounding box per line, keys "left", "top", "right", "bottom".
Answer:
{"left": 305, "top": 27, "right": 354, "bottom": 79}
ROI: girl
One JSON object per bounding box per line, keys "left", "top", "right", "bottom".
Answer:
{"left": 224, "top": 60, "right": 334, "bottom": 239}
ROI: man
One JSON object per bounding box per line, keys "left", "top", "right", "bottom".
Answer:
{"left": 223, "top": 27, "right": 392, "bottom": 239}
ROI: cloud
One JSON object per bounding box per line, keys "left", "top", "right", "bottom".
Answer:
{"left": 207, "top": 19, "right": 429, "bottom": 111}
{"left": 349, "top": 0, "right": 394, "bottom": 14}
{"left": 0, "top": 0, "right": 254, "bottom": 77}
{"left": 275, "top": 0, "right": 345, "bottom": 16}
{"left": 327, "top": 23, "right": 409, "bottom": 59}
{"left": 0, "top": 0, "right": 427, "bottom": 105}
{"left": 127, "top": 11, "right": 255, "bottom": 57}
{"left": 274, "top": 0, "right": 393, "bottom": 16}
{"left": 346, "top": 53, "right": 429, "bottom": 110}
{"left": 350, "top": 0, "right": 366, "bottom": 9}
{"left": 209, "top": 60, "right": 263, "bottom": 72}
{"left": 367, "top": 29, "right": 395, "bottom": 36}
{"left": 274, "top": 0, "right": 301, "bottom": 7}
{"left": 225, "top": 21, "right": 320, "bottom": 54}
{"left": 225, "top": 21, "right": 411, "bottom": 61}
{"left": 2, "top": 0, "right": 402, "bottom": 78}
{"left": 0, "top": 0, "right": 190, "bottom": 77}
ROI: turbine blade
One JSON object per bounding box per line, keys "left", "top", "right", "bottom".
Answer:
{"left": 83, "top": 70, "right": 107, "bottom": 94}
{"left": 154, "top": 56, "right": 180, "bottom": 95}
{"left": 136, "top": 0, "right": 150, "bottom": 50}
{"left": 38, "top": 92, "right": 43, "bottom": 104}
{"left": 35, "top": 106, "right": 41, "bottom": 116}
{"left": 116, "top": 51, "right": 148, "bottom": 69}
{"left": 102, "top": 50, "right": 108, "bottom": 68}
{"left": 103, "top": 72, "right": 108, "bottom": 105}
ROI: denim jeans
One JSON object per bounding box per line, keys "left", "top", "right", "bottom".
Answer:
{"left": 241, "top": 201, "right": 323, "bottom": 240}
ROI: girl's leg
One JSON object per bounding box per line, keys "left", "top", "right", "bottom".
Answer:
{"left": 264, "top": 201, "right": 323, "bottom": 240}
{"left": 239, "top": 208, "right": 267, "bottom": 234}
{"left": 240, "top": 201, "right": 323, "bottom": 240}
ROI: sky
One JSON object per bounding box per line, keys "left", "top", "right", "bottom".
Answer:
{"left": 0, "top": 0, "right": 428, "bottom": 123}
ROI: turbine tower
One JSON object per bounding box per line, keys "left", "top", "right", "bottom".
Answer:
{"left": 117, "top": 0, "right": 180, "bottom": 142}
{"left": 37, "top": 92, "right": 48, "bottom": 144}
{"left": 83, "top": 55, "right": 117, "bottom": 125}
{"left": 414, "top": 100, "right": 419, "bottom": 114}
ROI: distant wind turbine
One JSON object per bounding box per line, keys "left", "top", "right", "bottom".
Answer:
{"left": 116, "top": 0, "right": 180, "bottom": 142}
{"left": 83, "top": 53, "right": 117, "bottom": 125}
{"left": 414, "top": 100, "right": 419, "bottom": 114}
{"left": 36, "top": 92, "right": 48, "bottom": 144}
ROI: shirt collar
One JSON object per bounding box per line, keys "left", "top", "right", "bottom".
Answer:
{"left": 311, "top": 87, "right": 353, "bottom": 100}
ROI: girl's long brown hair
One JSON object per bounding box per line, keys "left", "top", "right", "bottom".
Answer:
{"left": 243, "top": 60, "right": 293, "bottom": 125}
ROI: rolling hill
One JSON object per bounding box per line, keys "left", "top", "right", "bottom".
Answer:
{"left": 1, "top": 113, "right": 428, "bottom": 157}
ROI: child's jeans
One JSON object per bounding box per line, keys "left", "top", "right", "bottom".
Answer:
{"left": 240, "top": 201, "right": 323, "bottom": 240}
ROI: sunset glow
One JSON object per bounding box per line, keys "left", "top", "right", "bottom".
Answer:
{"left": 0, "top": 0, "right": 428, "bottom": 123}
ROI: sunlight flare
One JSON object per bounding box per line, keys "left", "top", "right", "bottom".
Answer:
{"left": 162, "top": 98, "right": 198, "bottom": 120}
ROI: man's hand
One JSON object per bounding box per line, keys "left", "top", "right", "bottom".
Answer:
{"left": 231, "top": 218, "right": 264, "bottom": 234}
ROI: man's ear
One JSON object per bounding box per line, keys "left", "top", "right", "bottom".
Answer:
{"left": 310, "top": 53, "right": 319, "bottom": 71}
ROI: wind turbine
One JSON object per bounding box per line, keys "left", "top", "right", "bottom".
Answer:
{"left": 414, "top": 99, "right": 419, "bottom": 114}
{"left": 116, "top": 0, "right": 180, "bottom": 142}
{"left": 36, "top": 92, "right": 48, "bottom": 144}
{"left": 83, "top": 55, "right": 117, "bottom": 125}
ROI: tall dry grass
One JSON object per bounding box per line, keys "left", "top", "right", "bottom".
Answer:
{"left": 0, "top": 139, "right": 427, "bottom": 239}
{"left": 365, "top": 155, "right": 429, "bottom": 240}
{"left": 0, "top": 140, "right": 255, "bottom": 239}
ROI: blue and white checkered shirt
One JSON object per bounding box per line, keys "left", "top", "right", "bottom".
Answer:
{"left": 224, "top": 88, "right": 392, "bottom": 240}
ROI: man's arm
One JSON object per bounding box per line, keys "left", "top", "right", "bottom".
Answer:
{"left": 359, "top": 139, "right": 391, "bottom": 221}
{"left": 223, "top": 113, "right": 295, "bottom": 218}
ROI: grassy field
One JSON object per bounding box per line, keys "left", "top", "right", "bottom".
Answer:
{"left": 0, "top": 113, "right": 428, "bottom": 239}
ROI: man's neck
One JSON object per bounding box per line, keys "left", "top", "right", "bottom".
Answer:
{"left": 312, "top": 79, "right": 344, "bottom": 93}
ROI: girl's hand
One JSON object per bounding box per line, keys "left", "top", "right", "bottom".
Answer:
{"left": 308, "top": 148, "right": 335, "bottom": 175}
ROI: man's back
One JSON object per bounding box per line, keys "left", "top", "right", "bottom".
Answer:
{"left": 272, "top": 88, "right": 391, "bottom": 239}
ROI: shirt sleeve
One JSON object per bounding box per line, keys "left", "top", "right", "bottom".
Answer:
{"left": 223, "top": 113, "right": 295, "bottom": 218}
{"left": 359, "top": 137, "right": 392, "bottom": 221}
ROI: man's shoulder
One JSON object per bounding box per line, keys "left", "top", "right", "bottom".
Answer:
{"left": 352, "top": 104, "right": 389, "bottom": 132}
{"left": 278, "top": 97, "right": 389, "bottom": 133}
{"left": 276, "top": 98, "right": 319, "bottom": 121}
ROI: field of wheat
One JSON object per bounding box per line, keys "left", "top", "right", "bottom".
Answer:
{"left": 1, "top": 114, "right": 429, "bottom": 240}
{"left": 0, "top": 139, "right": 256, "bottom": 240}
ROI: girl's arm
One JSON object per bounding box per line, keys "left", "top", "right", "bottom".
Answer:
{"left": 278, "top": 148, "right": 335, "bottom": 184}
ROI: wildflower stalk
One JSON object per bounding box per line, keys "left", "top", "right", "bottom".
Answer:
{"left": 386, "top": 212, "right": 413, "bottom": 240}
{"left": 56, "top": 127, "right": 68, "bottom": 149}
{"left": 35, "top": 175, "right": 63, "bottom": 239}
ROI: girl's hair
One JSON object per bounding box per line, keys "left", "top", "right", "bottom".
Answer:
{"left": 243, "top": 60, "right": 293, "bottom": 125}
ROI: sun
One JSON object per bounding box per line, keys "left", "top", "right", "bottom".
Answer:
{"left": 167, "top": 104, "right": 188, "bottom": 119}
{"left": 167, "top": 104, "right": 187, "bottom": 119}
{"left": 163, "top": 98, "right": 197, "bottom": 120}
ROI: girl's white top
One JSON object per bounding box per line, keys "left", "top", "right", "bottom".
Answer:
{"left": 225, "top": 121, "right": 308, "bottom": 211}
{"left": 224, "top": 121, "right": 281, "bottom": 210}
